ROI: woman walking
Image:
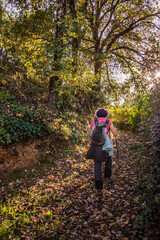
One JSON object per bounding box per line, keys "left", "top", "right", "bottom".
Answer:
{"left": 86, "top": 108, "right": 118, "bottom": 191}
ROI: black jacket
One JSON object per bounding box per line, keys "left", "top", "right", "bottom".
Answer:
{"left": 86, "top": 142, "right": 109, "bottom": 162}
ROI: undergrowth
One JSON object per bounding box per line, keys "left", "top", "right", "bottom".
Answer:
{"left": 0, "top": 89, "right": 89, "bottom": 146}
{"left": 134, "top": 111, "right": 160, "bottom": 238}
{"left": 0, "top": 90, "right": 51, "bottom": 145}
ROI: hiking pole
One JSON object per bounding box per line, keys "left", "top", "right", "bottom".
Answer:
{"left": 114, "top": 127, "right": 119, "bottom": 166}
{"left": 115, "top": 138, "right": 119, "bottom": 166}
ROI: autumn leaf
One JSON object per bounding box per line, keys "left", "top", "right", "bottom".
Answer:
{"left": 0, "top": 132, "right": 152, "bottom": 239}
{"left": 82, "top": 149, "right": 88, "bottom": 153}
{"left": 46, "top": 211, "right": 52, "bottom": 216}
{"left": 123, "top": 219, "right": 130, "bottom": 225}
{"left": 47, "top": 175, "right": 54, "bottom": 180}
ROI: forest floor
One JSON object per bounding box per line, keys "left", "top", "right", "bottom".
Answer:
{"left": 0, "top": 132, "right": 150, "bottom": 240}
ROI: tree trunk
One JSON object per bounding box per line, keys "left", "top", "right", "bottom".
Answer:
{"left": 48, "top": 0, "right": 66, "bottom": 105}
{"left": 93, "top": 38, "right": 102, "bottom": 102}
{"left": 93, "top": 59, "right": 103, "bottom": 105}
{"left": 68, "top": 0, "right": 80, "bottom": 74}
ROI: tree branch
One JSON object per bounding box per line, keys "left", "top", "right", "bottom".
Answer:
{"left": 83, "top": 0, "right": 94, "bottom": 32}
{"left": 105, "top": 62, "right": 116, "bottom": 93}
{"left": 99, "top": 0, "right": 120, "bottom": 44}
{"left": 99, "top": 0, "right": 108, "bottom": 13}
{"left": 112, "top": 52, "right": 148, "bottom": 68}
{"left": 82, "top": 38, "right": 94, "bottom": 43}
{"left": 113, "top": 53, "right": 139, "bottom": 85}
{"left": 112, "top": 46, "right": 152, "bottom": 62}
{"left": 105, "top": 11, "right": 160, "bottom": 53}
{"left": 145, "top": 21, "right": 160, "bottom": 31}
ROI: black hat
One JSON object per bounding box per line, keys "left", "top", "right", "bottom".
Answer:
{"left": 96, "top": 108, "right": 108, "bottom": 117}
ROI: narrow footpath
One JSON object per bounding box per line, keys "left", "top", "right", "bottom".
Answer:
{"left": 0, "top": 132, "right": 145, "bottom": 240}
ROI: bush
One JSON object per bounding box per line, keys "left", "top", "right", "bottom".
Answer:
{"left": 129, "top": 95, "right": 152, "bottom": 132}
{"left": 109, "top": 94, "right": 152, "bottom": 132}
{"left": 0, "top": 90, "right": 89, "bottom": 146}
{"left": 135, "top": 111, "right": 160, "bottom": 236}
{"left": 0, "top": 90, "right": 50, "bottom": 145}
{"left": 109, "top": 105, "right": 132, "bottom": 130}
{"left": 50, "top": 111, "right": 89, "bottom": 144}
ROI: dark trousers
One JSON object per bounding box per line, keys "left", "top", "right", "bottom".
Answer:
{"left": 94, "top": 157, "right": 112, "bottom": 189}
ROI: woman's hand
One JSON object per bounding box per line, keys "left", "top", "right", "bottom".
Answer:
{"left": 110, "top": 124, "right": 118, "bottom": 137}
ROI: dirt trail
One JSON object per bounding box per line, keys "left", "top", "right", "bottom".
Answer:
{"left": 0, "top": 132, "right": 144, "bottom": 240}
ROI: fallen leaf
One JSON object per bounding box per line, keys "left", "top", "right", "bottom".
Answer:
{"left": 123, "top": 219, "right": 129, "bottom": 224}
{"left": 107, "top": 212, "right": 113, "bottom": 218}
{"left": 83, "top": 149, "right": 88, "bottom": 153}
{"left": 100, "top": 224, "right": 105, "bottom": 228}
{"left": 83, "top": 221, "right": 88, "bottom": 227}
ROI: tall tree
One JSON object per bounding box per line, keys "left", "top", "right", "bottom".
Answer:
{"left": 68, "top": 0, "right": 80, "bottom": 73}
{"left": 2, "top": 0, "right": 160, "bottom": 107}
{"left": 48, "top": 0, "right": 67, "bottom": 105}
{"left": 82, "top": 0, "right": 160, "bottom": 100}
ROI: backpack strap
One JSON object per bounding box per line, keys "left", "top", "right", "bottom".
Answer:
{"left": 94, "top": 117, "right": 98, "bottom": 122}
{"left": 94, "top": 117, "right": 98, "bottom": 126}
{"left": 105, "top": 119, "right": 110, "bottom": 125}
{"left": 105, "top": 119, "right": 110, "bottom": 136}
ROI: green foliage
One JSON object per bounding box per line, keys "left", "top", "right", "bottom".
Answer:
{"left": 128, "top": 95, "right": 152, "bottom": 132}
{"left": 1, "top": 0, "right": 159, "bottom": 105}
{"left": 0, "top": 90, "right": 50, "bottom": 145}
{"left": 109, "top": 105, "right": 132, "bottom": 130}
{"left": 109, "top": 94, "right": 152, "bottom": 132}
{"left": 48, "top": 69, "right": 99, "bottom": 113}
{"left": 51, "top": 111, "right": 89, "bottom": 144}
{"left": 135, "top": 111, "right": 160, "bottom": 233}
{"left": 0, "top": 88, "right": 89, "bottom": 146}
{"left": 0, "top": 193, "right": 54, "bottom": 239}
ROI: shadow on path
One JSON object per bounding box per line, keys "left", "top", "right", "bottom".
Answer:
{"left": 0, "top": 132, "right": 145, "bottom": 240}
